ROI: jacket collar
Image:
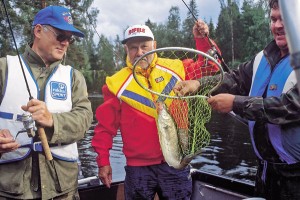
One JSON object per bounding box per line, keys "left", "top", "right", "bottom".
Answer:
{"left": 126, "top": 53, "right": 158, "bottom": 77}
{"left": 22, "top": 43, "right": 62, "bottom": 71}
{"left": 263, "top": 40, "right": 289, "bottom": 69}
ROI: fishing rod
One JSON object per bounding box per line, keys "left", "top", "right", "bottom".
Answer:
{"left": 1, "top": 0, "right": 53, "bottom": 160}
{"left": 181, "top": 0, "right": 231, "bottom": 73}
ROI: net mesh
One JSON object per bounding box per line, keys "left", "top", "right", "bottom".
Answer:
{"left": 133, "top": 47, "right": 223, "bottom": 157}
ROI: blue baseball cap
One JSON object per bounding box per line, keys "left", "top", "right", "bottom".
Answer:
{"left": 32, "top": 6, "right": 84, "bottom": 38}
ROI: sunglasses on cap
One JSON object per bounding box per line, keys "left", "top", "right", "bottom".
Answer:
{"left": 42, "top": 25, "right": 75, "bottom": 44}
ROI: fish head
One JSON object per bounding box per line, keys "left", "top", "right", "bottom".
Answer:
{"left": 155, "top": 101, "right": 167, "bottom": 113}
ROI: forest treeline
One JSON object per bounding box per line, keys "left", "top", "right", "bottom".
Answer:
{"left": 0, "top": 0, "right": 272, "bottom": 93}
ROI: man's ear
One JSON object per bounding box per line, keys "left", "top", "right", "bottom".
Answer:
{"left": 124, "top": 45, "right": 128, "bottom": 54}
{"left": 33, "top": 24, "right": 43, "bottom": 39}
{"left": 153, "top": 41, "right": 157, "bottom": 49}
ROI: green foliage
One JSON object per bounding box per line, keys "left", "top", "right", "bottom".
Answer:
{"left": 153, "top": 6, "right": 183, "bottom": 48}
{"left": 239, "top": 0, "right": 272, "bottom": 61}
{"left": 113, "top": 35, "right": 126, "bottom": 70}
{"left": 0, "top": 0, "right": 37, "bottom": 55}
{"left": 167, "top": 6, "right": 181, "bottom": 30}
{"left": 85, "top": 69, "right": 108, "bottom": 94}
{"left": 208, "top": 19, "right": 216, "bottom": 39}
{"left": 215, "top": 0, "right": 241, "bottom": 65}
{"left": 97, "top": 35, "right": 116, "bottom": 74}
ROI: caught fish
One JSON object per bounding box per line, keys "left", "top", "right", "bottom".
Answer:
{"left": 156, "top": 101, "right": 194, "bottom": 169}
{"left": 178, "top": 128, "right": 189, "bottom": 155}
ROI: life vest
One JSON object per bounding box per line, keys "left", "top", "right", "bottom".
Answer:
{"left": 0, "top": 55, "right": 78, "bottom": 163}
{"left": 106, "top": 53, "right": 186, "bottom": 118}
{"left": 248, "top": 51, "right": 298, "bottom": 164}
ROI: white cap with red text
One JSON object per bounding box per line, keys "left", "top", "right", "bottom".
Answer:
{"left": 122, "top": 24, "right": 154, "bottom": 44}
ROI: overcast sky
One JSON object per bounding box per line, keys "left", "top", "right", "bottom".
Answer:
{"left": 91, "top": 0, "right": 222, "bottom": 42}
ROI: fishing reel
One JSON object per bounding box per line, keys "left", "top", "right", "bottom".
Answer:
{"left": 15, "top": 112, "right": 37, "bottom": 140}
{"left": 204, "top": 47, "right": 219, "bottom": 66}
{"left": 22, "top": 112, "right": 37, "bottom": 137}
{"left": 207, "top": 47, "right": 219, "bottom": 60}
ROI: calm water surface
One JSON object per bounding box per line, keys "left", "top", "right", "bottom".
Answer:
{"left": 78, "top": 96, "right": 257, "bottom": 184}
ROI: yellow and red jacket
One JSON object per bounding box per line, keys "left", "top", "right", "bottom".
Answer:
{"left": 92, "top": 37, "right": 221, "bottom": 167}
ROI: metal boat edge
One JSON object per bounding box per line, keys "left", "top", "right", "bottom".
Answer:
{"left": 78, "top": 169, "right": 255, "bottom": 200}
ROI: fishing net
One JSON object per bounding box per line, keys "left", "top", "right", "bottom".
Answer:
{"left": 132, "top": 47, "right": 223, "bottom": 161}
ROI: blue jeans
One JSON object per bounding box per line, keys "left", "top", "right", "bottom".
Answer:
{"left": 124, "top": 163, "right": 192, "bottom": 200}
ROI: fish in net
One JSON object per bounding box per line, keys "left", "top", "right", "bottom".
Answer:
{"left": 132, "top": 47, "right": 224, "bottom": 169}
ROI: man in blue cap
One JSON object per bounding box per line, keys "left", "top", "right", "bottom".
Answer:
{"left": 0, "top": 5, "right": 92, "bottom": 199}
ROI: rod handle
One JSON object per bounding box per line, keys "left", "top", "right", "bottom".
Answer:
{"left": 38, "top": 126, "right": 53, "bottom": 160}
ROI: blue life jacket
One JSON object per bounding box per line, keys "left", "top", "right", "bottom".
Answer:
{"left": 248, "top": 51, "right": 299, "bottom": 164}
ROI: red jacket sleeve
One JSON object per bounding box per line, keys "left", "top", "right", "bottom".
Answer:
{"left": 183, "top": 37, "right": 221, "bottom": 80}
{"left": 91, "top": 85, "right": 121, "bottom": 167}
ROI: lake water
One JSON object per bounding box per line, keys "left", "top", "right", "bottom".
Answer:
{"left": 78, "top": 96, "right": 257, "bottom": 184}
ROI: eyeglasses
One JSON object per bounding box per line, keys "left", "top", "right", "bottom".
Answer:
{"left": 42, "top": 25, "right": 75, "bottom": 44}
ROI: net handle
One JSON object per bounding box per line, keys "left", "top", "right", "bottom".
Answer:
{"left": 132, "top": 47, "right": 224, "bottom": 99}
